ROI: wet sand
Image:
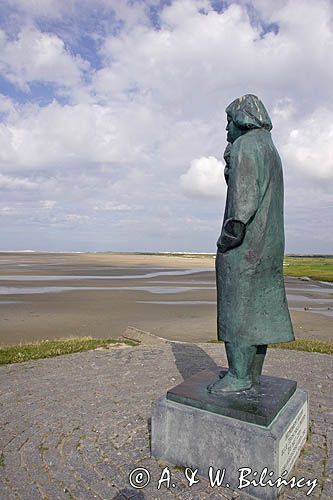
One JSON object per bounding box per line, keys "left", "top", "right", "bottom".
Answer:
{"left": 0, "top": 252, "right": 332, "bottom": 346}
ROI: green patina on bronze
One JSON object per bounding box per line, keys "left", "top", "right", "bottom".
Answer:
{"left": 209, "top": 94, "right": 295, "bottom": 394}
{"left": 167, "top": 368, "right": 296, "bottom": 426}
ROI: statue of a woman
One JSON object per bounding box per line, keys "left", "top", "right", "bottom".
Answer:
{"left": 208, "top": 94, "right": 294, "bottom": 394}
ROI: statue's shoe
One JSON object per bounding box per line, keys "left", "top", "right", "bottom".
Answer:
{"left": 208, "top": 372, "right": 252, "bottom": 393}
{"left": 219, "top": 369, "right": 261, "bottom": 385}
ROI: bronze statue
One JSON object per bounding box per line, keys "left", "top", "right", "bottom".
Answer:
{"left": 208, "top": 94, "right": 294, "bottom": 394}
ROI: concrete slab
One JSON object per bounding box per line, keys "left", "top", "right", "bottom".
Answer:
{"left": 151, "top": 388, "right": 309, "bottom": 500}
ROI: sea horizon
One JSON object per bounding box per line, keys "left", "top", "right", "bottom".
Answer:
{"left": 0, "top": 250, "right": 332, "bottom": 258}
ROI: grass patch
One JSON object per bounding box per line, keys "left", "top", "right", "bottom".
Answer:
{"left": 173, "top": 464, "right": 187, "bottom": 472}
{"left": 0, "top": 337, "right": 137, "bottom": 366}
{"left": 269, "top": 339, "right": 333, "bottom": 355}
{"left": 38, "top": 443, "right": 48, "bottom": 455}
{"left": 208, "top": 339, "right": 333, "bottom": 354}
{"left": 283, "top": 256, "right": 333, "bottom": 282}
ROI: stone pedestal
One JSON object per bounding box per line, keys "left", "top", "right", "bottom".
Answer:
{"left": 151, "top": 368, "right": 309, "bottom": 500}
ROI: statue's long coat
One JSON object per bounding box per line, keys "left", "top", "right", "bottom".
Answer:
{"left": 216, "top": 128, "right": 294, "bottom": 345}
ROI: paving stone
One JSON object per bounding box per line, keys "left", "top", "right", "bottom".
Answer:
{"left": 0, "top": 344, "right": 332, "bottom": 499}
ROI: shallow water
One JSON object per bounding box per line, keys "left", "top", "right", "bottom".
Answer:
{"left": 287, "top": 294, "right": 332, "bottom": 303}
{"left": 0, "top": 300, "right": 23, "bottom": 304}
{"left": 136, "top": 300, "right": 216, "bottom": 305}
{"left": 287, "top": 285, "right": 333, "bottom": 293}
{"left": 0, "top": 266, "right": 331, "bottom": 314}
{"left": 0, "top": 268, "right": 210, "bottom": 281}
{"left": 0, "top": 285, "right": 215, "bottom": 295}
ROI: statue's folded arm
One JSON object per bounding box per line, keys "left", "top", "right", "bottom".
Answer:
{"left": 217, "top": 218, "right": 246, "bottom": 252}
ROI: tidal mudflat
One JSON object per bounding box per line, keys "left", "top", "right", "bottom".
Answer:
{"left": 0, "top": 252, "right": 332, "bottom": 345}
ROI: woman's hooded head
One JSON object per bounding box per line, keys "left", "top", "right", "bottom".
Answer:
{"left": 226, "top": 94, "right": 272, "bottom": 132}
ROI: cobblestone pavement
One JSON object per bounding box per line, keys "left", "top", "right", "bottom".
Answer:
{"left": 0, "top": 342, "right": 332, "bottom": 500}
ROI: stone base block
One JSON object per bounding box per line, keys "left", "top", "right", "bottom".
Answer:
{"left": 151, "top": 373, "right": 308, "bottom": 500}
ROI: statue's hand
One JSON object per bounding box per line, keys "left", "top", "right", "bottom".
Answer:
{"left": 216, "top": 235, "right": 223, "bottom": 251}
{"left": 217, "top": 218, "right": 246, "bottom": 253}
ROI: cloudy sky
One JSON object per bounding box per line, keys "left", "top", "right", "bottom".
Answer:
{"left": 0, "top": 0, "right": 332, "bottom": 253}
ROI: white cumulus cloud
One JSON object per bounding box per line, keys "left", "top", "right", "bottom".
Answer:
{"left": 0, "top": 0, "right": 332, "bottom": 252}
{"left": 270, "top": 99, "right": 333, "bottom": 184}
{"left": 281, "top": 108, "right": 333, "bottom": 181}
{"left": 180, "top": 156, "right": 225, "bottom": 198}
{"left": 0, "top": 28, "right": 89, "bottom": 91}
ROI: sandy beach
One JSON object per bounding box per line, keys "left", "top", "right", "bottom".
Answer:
{"left": 0, "top": 252, "right": 332, "bottom": 346}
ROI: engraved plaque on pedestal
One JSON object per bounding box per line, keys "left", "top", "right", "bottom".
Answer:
{"left": 278, "top": 401, "right": 308, "bottom": 476}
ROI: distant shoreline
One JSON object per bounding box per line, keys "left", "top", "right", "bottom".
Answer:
{"left": 0, "top": 252, "right": 331, "bottom": 346}
{"left": 0, "top": 250, "right": 332, "bottom": 259}
{"left": 0, "top": 252, "right": 332, "bottom": 282}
